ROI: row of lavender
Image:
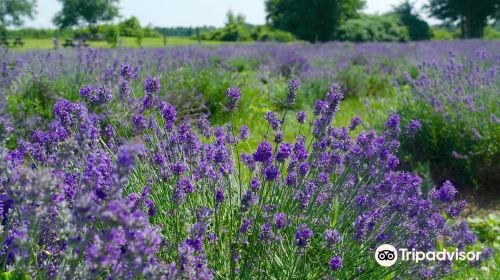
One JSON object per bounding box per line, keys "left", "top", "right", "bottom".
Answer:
{"left": 2, "top": 41, "right": 499, "bottom": 139}
{"left": 0, "top": 41, "right": 498, "bottom": 278}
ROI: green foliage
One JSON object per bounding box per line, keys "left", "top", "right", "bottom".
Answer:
{"left": 468, "top": 213, "right": 500, "bottom": 245}
{"left": 201, "top": 11, "right": 295, "bottom": 42}
{"left": 0, "top": 0, "right": 36, "bottom": 28}
{"left": 53, "top": 0, "right": 120, "bottom": 35}
{"left": 431, "top": 27, "right": 458, "bottom": 40}
{"left": 446, "top": 213, "right": 500, "bottom": 280}
{"left": 135, "top": 28, "right": 143, "bottom": 46}
{"left": 250, "top": 25, "right": 295, "bottom": 42}
{"left": 390, "top": 0, "right": 431, "bottom": 41}
{"left": 155, "top": 26, "right": 216, "bottom": 37}
{"left": 484, "top": 25, "right": 500, "bottom": 40}
{"left": 104, "top": 24, "right": 119, "bottom": 47}
{"left": 426, "top": 0, "right": 499, "bottom": 38}
{"left": 118, "top": 16, "right": 141, "bottom": 36}
{"left": 4, "top": 27, "right": 75, "bottom": 39}
{"left": 338, "top": 14, "right": 409, "bottom": 42}
{"left": 116, "top": 16, "right": 156, "bottom": 38}
{"left": 201, "top": 11, "right": 251, "bottom": 41}
{"left": 265, "top": 0, "right": 366, "bottom": 42}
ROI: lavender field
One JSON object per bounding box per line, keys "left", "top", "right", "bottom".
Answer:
{"left": 0, "top": 40, "right": 498, "bottom": 279}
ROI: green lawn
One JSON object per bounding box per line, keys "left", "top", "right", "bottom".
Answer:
{"left": 12, "top": 36, "right": 223, "bottom": 50}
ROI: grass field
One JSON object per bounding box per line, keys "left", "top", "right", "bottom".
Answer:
{"left": 12, "top": 36, "right": 223, "bottom": 50}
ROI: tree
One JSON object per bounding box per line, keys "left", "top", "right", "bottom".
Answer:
{"left": 118, "top": 16, "right": 141, "bottom": 37}
{"left": 391, "top": 1, "right": 431, "bottom": 40}
{"left": 53, "top": 0, "right": 119, "bottom": 35}
{"left": 338, "top": 14, "right": 409, "bottom": 42}
{"left": 426, "top": 0, "right": 500, "bottom": 38}
{"left": 265, "top": 0, "right": 365, "bottom": 42}
{"left": 0, "top": 0, "right": 36, "bottom": 28}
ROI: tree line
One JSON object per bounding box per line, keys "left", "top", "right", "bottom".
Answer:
{"left": 0, "top": 0, "right": 498, "bottom": 42}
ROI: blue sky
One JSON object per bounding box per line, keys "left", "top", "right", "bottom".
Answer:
{"left": 26, "top": 0, "right": 438, "bottom": 28}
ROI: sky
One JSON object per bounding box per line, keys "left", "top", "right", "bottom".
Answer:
{"left": 25, "top": 0, "right": 438, "bottom": 28}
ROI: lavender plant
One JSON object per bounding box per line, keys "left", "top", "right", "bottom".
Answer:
{"left": 0, "top": 68, "right": 491, "bottom": 279}
{"left": 398, "top": 49, "right": 500, "bottom": 189}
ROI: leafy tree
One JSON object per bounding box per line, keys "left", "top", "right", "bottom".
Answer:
{"left": 391, "top": 0, "right": 431, "bottom": 40}
{"left": 118, "top": 16, "right": 141, "bottom": 36}
{"left": 53, "top": 0, "right": 119, "bottom": 35}
{"left": 426, "top": 0, "right": 500, "bottom": 38}
{"left": 338, "top": 14, "right": 409, "bottom": 42}
{"left": 0, "top": 0, "right": 36, "bottom": 28}
{"left": 202, "top": 10, "right": 252, "bottom": 41}
{"left": 265, "top": 0, "right": 365, "bottom": 42}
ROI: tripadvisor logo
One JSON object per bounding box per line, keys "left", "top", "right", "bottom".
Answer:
{"left": 374, "top": 244, "right": 482, "bottom": 267}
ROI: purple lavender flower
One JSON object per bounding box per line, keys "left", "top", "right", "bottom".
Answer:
{"left": 386, "top": 113, "right": 400, "bottom": 129}
{"left": 239, "top": 125, "right": 250, "bottom": 141}
{"left": 287, "top": 79, "right": 301, "bottom": 105}
{"left": 120, "top": 63, "right": 137, "bottom": 80}
{"left": 264, "top": 165, "right": 280, "bottom": 181}
{"left": 250, "top": 177, "right": 261, "bottom": 191}
{"left": 196, "top": 114, "right": 212, "bottom": 138}
{"left": 276, "top": 143, "right": 292, "bottom": 162}
{"left": 273, "top": 130, "right": 284, "bottom": 143}
{"left": 434, "top": 180, "right": 457, "bottom": 202}
{"left": 264, "top": 111, "right": 281, "bottom": 130}
{"left": 324, "top": 229, "right": 340, "bottom": 246}
{"left": 215, "top": 187, "right": 224, "bottom": 208}
{"left": 313, "top": 100, "right": 328, "bottom": 115}
{"left": 159, "top": 101, "right": 177, "bottom": 129}
{"left": 273, "top": 213, "right": 287, "bottom": 229}
{"left": 79, "top": 85, "right": 112, "bottom": 106}
{"left": 226, "top": 86, "right": 241, "bottom": 111}
{"left": 329, "top": 256, "right": 342, "bottom": 271}
{"left": 254, "top": 141, "right": 273, "bottom": 163}
{"left": 119, "top": 80, "right": 131, "bottom": 99}
{"left": 406, "top": 119, "right": 422, "bottom": 137}
{"left": 295, "top": 224, "right": 313, "bottom": 247}
{"left": 145, "top": 76, "right": 160, "bottom": 94}
{"left": 241, "top": 191, "right": 259, "bottom": 211}
{"left": 349, "top": 116, "right": 362, "bottom": 131}
{"left": 296, "top": 111, "right": 307, "bottom": 124}
{"left": 259, "top": 223, "right": 275, "bottom": 244}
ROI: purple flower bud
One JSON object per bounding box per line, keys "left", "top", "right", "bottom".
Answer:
{"left": 276, "top": 143, "right": 292, "bottom": 162}
{"left": 295, "top": 224, "right": 313, "bottom": 247}
{"left": 287, "top": 79, "right": 300, "bottom": 105}
{"left": 264, "top": 165, "right": 280, "bottom": 181}
{"left": 273, "top": 131, "right": 284, "bottom": 143}
{"left": 250, "top": 177, "right": 261, "bottom": 191}
{"left": 329, "top": 256, "right": 342, "bottom": 271}
{"left": 254, "top": 141, "right": 273, "bottom": 163}
{"left": 120, "top": 63, "right": 137, "bottom": 80}
{"left": 385, "top": 113, "right": 400, "bottom": 129}
{"left": 296, "top": 111, "right": 307, "bottom": 124}
{"left": 215, "top": 187, "right": 224, "bottom": 208}
{"left": 264, "top": 111, "right": 281, "bottom": 130}
{"left": 406, "top": 119, "right": 421, "bottom": 137}
{"left": 144, "top": 76, "right": 160, "bottom": 94}
{"left": 349, "top": 116, "right": 362, "bottom": 131}
{"left": 226, "top": 86, "right": 241, "bottom": 111}
{"left": 435, "top": 180, "right": 457, "bottom": 202}
{"left": 239, "top": 125, "right": 250, "bottom": 141}
{"left": 273, "top": 213, "right": 287, "bottom": 229}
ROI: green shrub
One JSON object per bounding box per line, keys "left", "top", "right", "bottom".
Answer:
{"left": 484, "top": 25, "right": 500, "bottom": 40}
{"left": 104, "top": 25, "right": 120, "bottom": 47}
{"left": 338, "top": 14, "right": 409, "bottom": 42}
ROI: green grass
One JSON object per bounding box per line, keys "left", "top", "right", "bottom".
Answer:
{"left": 11, "top": 36, "right": 224, "bottom": 50}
